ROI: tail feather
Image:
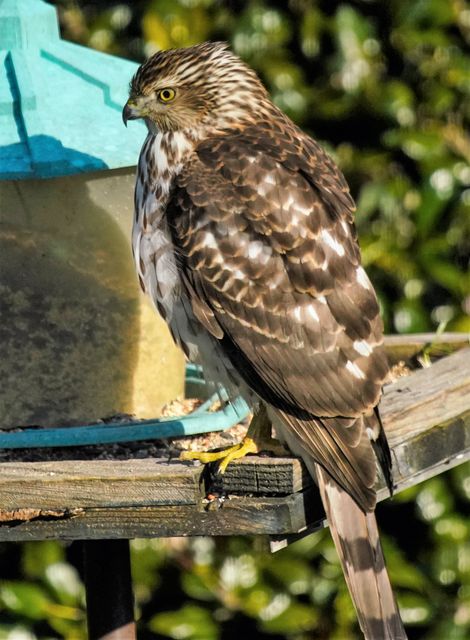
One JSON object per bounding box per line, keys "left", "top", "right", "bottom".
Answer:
{"left": 316, "top": 465, "right": 407, "bottom": 640}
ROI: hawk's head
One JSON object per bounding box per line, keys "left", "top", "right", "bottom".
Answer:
{"left": 123, "top": 42, "right": 270, "bottom": 134}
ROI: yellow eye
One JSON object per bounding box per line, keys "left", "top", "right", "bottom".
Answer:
{"left": 158, "top": 88, "right": 176, "bottom": 103}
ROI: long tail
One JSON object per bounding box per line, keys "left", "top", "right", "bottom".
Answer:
{"left": 316, "top": 465, "right": 407, "bottom": 639}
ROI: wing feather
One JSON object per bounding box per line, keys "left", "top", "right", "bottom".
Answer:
{"left": 167, "top": 123, "right": 390, "bottom": 505}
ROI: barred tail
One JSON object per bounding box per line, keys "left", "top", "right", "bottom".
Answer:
{"left": 316, "top": 465, "right": 407, "bottom": 640}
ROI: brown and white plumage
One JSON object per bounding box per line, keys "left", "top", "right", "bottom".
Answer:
{"left": 124, "top": 42, "right": 407, "bottom": 638}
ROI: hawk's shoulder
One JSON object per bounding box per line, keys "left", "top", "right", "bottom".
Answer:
{"left": 189, "top": 118, "right": 356, "bottom": 221}
{"left": 168, "top": 120, "right": 388, "bottom": 411}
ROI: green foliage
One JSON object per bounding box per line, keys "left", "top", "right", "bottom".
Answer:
{"left": 3, "top": 1, "right": 468, "bottom": 639}
{"left": 54, "top": 0, "right": 470, "bottom": 334}
{"left": 0, "top": 541, "right": 85, "bottom": 638}
{"left": 149, "top": 604, "right": 219, "bottom": 639}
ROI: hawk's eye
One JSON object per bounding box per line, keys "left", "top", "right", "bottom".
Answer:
{"left": 158, "top": 88, "right": 176, "bottom": 103}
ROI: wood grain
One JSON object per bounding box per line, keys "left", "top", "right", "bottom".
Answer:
{"left": 383, "top": 332, "right": 469, "bottom": 364}
{"left": 0, "top": 459, "right": 202, "bottom": 510}
{"left": 0, "top": 347, "right": 469, "bottom": 541}
{"left": 210, "top": 456, "right": 312, "bottom": 495}
{"left": 382, "top": 347, "right": 470, "bottom": 446}
{"left": 0, "top": 491, "right": 319, "bottom": 541}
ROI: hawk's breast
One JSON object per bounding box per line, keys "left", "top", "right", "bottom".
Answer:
{"left": 133, "top": 132, "right": 181, "bottom": 318}
{"left": 132, "top": 130, "right": 246, "bottom": 395}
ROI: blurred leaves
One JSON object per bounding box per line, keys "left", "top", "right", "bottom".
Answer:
{"left": 149, "top": 603, "right": 219, "bottom": 640}
{"left": 0, "top": 540, "right": 85, "bottom": 638}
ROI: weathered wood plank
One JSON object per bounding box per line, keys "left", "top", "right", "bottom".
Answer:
{"left": 0, "top": 459, "right": 202, "bottom": 510}
{"left": 381, "top": 347, "right": 470, "bottom": 447}
{"left": 383, "top": 332, "right": 469, "bottom": 364}
{"left": 381, "top": 411, "right": 470, "bottom": 498}
{"left": 0, "top": 348, "right": 468, "bottom": 541}
{"left": 0, "top": 490, "right": 318, "bottom": 541}
{"left": 210, "top": 457, "right": 312, "bottom": 495}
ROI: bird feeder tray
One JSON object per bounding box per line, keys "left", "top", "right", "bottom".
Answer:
{"left": 0, "top": 334, "right": 468, "bottom": 543}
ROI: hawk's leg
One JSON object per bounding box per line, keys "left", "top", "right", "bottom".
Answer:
{"left": 180, "top": 402, "right": 287, "bottom": 473}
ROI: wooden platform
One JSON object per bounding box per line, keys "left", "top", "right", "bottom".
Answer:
{"left": 0, "top": 341, "right": 469, "bottom": 543}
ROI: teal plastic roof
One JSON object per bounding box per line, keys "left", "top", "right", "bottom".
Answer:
{"left": 0, "top": 0, "right": 146, "bottom": 179}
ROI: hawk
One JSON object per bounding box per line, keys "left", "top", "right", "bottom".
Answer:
{"left": 123, "top": 42, "right": 407, "bottom": 639}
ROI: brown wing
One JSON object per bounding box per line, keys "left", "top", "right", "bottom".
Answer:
{"left": 167, "top": 120, "right": 390, "bottom": 508}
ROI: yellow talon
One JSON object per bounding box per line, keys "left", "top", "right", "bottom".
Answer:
{"left": 179, "top": 436, "right": 258, "bottom": 472}
{"left": 179, "top": 403, "right": 288, "bottom": 473}
{"left": 218, "top": 436, "right": 259, "bottom": 473}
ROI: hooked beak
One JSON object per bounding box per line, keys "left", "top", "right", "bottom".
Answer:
{"left": 122, "top": 101, "right": 141, "bottom": 126}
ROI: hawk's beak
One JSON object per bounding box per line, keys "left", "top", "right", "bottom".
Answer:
{"left": 122, "top": 101, "right": 140, "bottom": 126}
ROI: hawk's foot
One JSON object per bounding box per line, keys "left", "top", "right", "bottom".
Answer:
{"left": 179, "top": 403, "right": 287, "bottom": 473}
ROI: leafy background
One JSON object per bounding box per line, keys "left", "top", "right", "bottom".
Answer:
{"left": 1, "top": 0, "right": 469, "bottom": 638}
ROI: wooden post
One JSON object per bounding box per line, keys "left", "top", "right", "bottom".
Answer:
{"left": 82, "top": 539, "right": 136, "bottom": 640}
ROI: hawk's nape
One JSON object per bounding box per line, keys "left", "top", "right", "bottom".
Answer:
{"left": 125, "top": 42, "right": 407, "bottom": 639}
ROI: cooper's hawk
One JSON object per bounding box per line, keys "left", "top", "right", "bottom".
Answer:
{"left": 123, "top": 42, "right": 407, "bottom": 639}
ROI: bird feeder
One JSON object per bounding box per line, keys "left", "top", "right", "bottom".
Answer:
{"left": 0, "top": 0, "right": 185, "bottom": 430}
